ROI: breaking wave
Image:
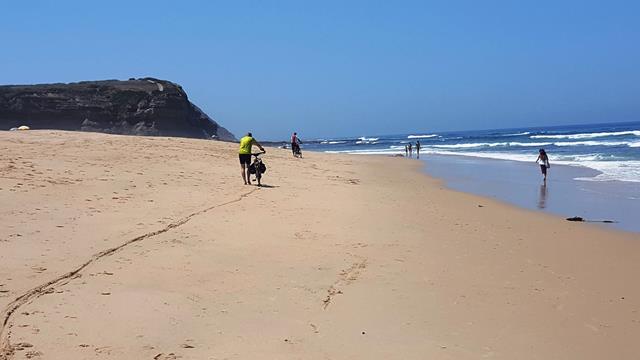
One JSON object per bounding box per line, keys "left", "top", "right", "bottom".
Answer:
{"left": 407, "top": 134, "right": 438, "bottom": 139}
{"left": 531, "top": 130, "right": 640, "bottom": 140}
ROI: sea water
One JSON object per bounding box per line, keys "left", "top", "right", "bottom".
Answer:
{"left": 304, "top": 121, "right": 640, "bottom": 233}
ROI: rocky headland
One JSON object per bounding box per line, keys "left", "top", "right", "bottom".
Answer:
{"left": 0, "top": 78, "right": 235, "bottom": 140}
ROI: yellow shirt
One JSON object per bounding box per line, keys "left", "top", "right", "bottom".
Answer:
{"left": 239, "top": 136, "right": 255, "bottom": 154}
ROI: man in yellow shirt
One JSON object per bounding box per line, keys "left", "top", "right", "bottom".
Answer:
{"left": 238, "top": 132, "right": 265, "bottom": 185}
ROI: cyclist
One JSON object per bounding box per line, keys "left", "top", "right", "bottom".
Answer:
{"left": 291, "top": 132, "right": 302, "bottom": 157}
{"left": 239, "top": 132, "right": 265, "bottom": 185}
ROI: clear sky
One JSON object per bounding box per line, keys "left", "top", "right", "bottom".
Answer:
{"left": 2, "top": 0, "right": 639, "bottom": 140}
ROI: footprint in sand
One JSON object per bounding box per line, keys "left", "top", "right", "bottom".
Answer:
{"left": 24, "top": 350, "right": 42, "bottom": 358}
{"left": 94, "top": 346, "right": 112, "bottom": 355}
{"left": 154, "top": 353, "right": 180, "bottom": 359}
{"left": 13, "top": 342, "right": 34, "bottom": 351}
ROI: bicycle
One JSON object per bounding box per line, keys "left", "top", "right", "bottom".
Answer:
{"left": 249, "top": 151, "right": 267, "bottom": 186}
{"left": 292, "top": 142, "right": 303, "bottom": 158}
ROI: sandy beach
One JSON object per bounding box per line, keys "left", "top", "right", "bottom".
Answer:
{"left": 1, "top": 130, "right": 639, "bottom": 359}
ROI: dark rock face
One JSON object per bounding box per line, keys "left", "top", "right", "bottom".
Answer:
{"left": 0, "top": 78, "right": 236, "bottom": 141}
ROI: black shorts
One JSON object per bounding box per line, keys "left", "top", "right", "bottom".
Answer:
{"left": 239, "top": 154, "right": 251, "bottom": 165}
{"left": 540, "top": 165, "right": 547, "bottom": 174}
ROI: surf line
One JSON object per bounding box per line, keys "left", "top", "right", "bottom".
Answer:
{"left": 0, "top": 188, "right": 260, "bottom": 360}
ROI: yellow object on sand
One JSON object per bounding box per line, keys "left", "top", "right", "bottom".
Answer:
{"left": 238, "top": 135, "right": 255, "bottom": 154}
{"left": 18, "top": 125, "right": 30, "bottom": 130}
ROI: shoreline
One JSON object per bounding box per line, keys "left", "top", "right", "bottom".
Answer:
{"left": 321, "top": 147, "right": 639, "bottom": 184}
{"left": 418, "top": 153, "right": 640, "bottom": 233}
{"left": 305, "top": 120, "right": 640, "bottom": 184}
{"left": 1, "top": 131, "right": 639, "bottom": 359}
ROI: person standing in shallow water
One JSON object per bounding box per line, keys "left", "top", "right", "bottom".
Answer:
{"left": 416, "top": 141, "right": 421, "bottom": 158}
{"left": 408, "top": 143, "right": 413, "bottom": 157}
{"left": 536, "top": 148, "right": 550, "bottom": 183}
{"left": 405, "top": 145, "right": 408, "bottom": 157}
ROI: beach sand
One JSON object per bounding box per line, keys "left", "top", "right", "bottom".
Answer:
{"left": 1, "top": 130, "right": 639, "bottom": 359}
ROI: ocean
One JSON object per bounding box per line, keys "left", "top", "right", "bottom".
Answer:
{"left": 304, "top": 121, "right": 640, "bottom": 183}
{"left": 301, "top": 121, "right": 640, "bottom": 232}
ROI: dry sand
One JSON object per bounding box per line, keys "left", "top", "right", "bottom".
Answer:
{"left": 1, "top": 130, "right": 639, "bottom": 359}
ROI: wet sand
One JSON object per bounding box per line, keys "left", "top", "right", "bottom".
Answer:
{"left": 423, "top": 154, "right": 640, "bottom": 232}
{"left": 1, "top": 130, "right": 639, "bottom": 359}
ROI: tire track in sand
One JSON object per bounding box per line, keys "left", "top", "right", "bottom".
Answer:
{"left": 322, "top": 256, "right": 367, "bottom": 309}
{"left": 0, "top": 188, "right": 259, "bottom": 360}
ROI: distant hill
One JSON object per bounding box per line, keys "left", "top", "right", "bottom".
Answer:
{"left": 0, "top": 78, "right": 236, "bottom": 141}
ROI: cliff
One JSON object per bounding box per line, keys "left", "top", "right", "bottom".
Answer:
{"left": 0, "top": 78, "right": 236, "bottom": 141}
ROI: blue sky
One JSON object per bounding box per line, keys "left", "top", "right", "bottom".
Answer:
{"left": 2, "top": 0, "right": 639, "bottom": 140}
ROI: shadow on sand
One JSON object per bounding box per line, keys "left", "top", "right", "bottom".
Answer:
{"left": 256, "top": 184, "right": 278, "bottom": 188}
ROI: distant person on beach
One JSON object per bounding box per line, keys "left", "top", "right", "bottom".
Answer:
{"left": 405, "top": 145, "right": 408, "bottom": 157}
{"left": 536, "top": 148, "right": 550, "bottom": 182}
{"left": 408, "top": 143, "right": 413, "bottom": 157}
{"left": 291, "top": 132, "right": 302, "bottom": 157}
{"left": 239, "top": 132, "right": 265, "bottom": 185}
{"left": 416, "top": 141, "right": 421, "bottom": 158}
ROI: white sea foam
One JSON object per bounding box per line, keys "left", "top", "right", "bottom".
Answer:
{"left": 407, "top": 134, "right": 438, "bottom": 139}
{"left": 325, "top": 138, "right": 636, "bottom": 152}
{"left": 421, "top": 150, "right": 534, "bottom": 162}
{"left": 502, "top": 131, "right": 531, "bottom": 136}
{"left": 324, "top": 148, "right": 400, "bottom": 155}
{"left": 531, "top": 130, "right": 640, "bottom": 140}
{"left": 421, "top": 150, "right": 640, "bottom": 183}
{"left": 572, "top": 161, "right": 640, "bottom": 182}
{"left": 508, "top": 142, "right": 552, "bottom": 147}
{"left": 553, "top": 153, "right": 622, "bottom": 162}
{"left": 323, "top": 146, "right": 640, "bottom": 182}
{"left": 355, "top": 136, "right": 380, "bottom": 144}
{"left": 553, "top": 140, "right": 632, "bottom": 147}
{"left": 432, "top": 141, "right": 551, "bottom": 149}
{"left": 430, "top": 140, "right": 636, "bottom": 148}
{"left": 320, "top": 140, "right": 347, "bottom": 145}
{"left": 432, "top": 142, "right": 504, "bottom": 149}
{"left": 424, "top": 140, "right": 640, "bottom": 149}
